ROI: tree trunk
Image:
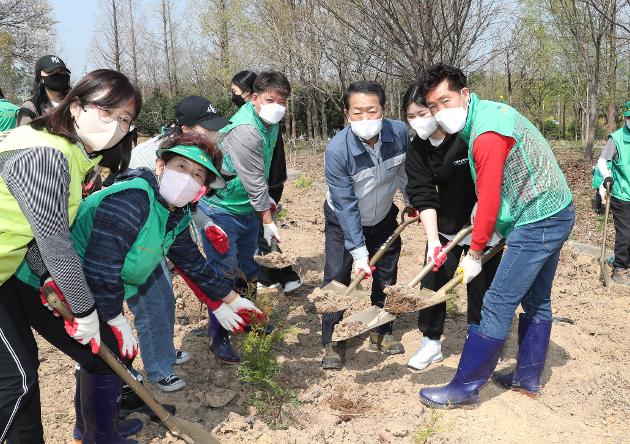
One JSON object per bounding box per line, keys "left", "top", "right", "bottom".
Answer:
{"left": 585, "top": 77, "right": 598, "bottom": 160}
{"left": 160, "top": 0, "right": 173, "bottom": 96}
{"left": 320, "top": 94, "right": 328, "bottom": 140}
{"left": 111, "top": 0, "right": 121, "bottom": 71}
{"left": 128, "top": 0, "right": 138, "bottom": 84}
{"left": 606, "top": 4, "right": 617, "bottom": 134}
{"left": 311, "top": 94, "right": 321, "bottom": 141}
{"left": 306, "top": 92, "right": 313, "bottom": 140}
{"left": 561, "top": 100, "right": 566, "bottom": 139}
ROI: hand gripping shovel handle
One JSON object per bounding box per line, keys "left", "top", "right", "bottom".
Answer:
{"left": 417, "top": 239, "right": 506, "bottom": 311}
{"left": 43, "top": 287, "right": 218, "bottom": 444}
{"left": 344, "top": 214, "right": 421, "bottom": 295}
{"left": 407, "top": 225, "right": 474, "bottom": 288}
{"left": 600, "top": 182, "right": 612, "bottom": 287}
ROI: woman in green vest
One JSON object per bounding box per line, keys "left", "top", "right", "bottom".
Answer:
{"left": 596, "top": 100, "right": 630, "bottom": 285}
{"left": 0, "top": 69, "right": 141, "bottom": 443}
{"left": 417, "top": 64, "right": 575, "bottom": 409}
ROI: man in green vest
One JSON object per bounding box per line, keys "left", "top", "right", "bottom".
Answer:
{"left": 197, "top": 71, "right": 291, "bottom": 363}
{"left": 597, "top": 100, "right": 630, "bottom": 285}
{"left": 417, "top": 64, "right": 575, "bottom": 409}
{"left": 0, "top": 88, "right": 18, "bottom": 132}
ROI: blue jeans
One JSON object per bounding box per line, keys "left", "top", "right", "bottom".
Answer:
{"left": 197, "top": 202, "right": 260, "bottom": 280}
{"left": 479, "top": 204, "right": 575, "bottom": 341}
{"left": 126, "top": 261, "right": 176, "bottom": 382}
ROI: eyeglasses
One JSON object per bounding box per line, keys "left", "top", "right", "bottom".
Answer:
{"left": 83, "top": 104, "right": 133, "bottom": 132}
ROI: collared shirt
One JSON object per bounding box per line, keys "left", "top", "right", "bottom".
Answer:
{"left": 325, "top": 118, "right": 409, "bottom": 259}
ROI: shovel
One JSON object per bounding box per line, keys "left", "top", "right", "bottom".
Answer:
{"left": 43, "top": 287, "right": 220, "bottom": 444}
{"left": 330, "top": 225, "right": 471, "bottom": 341}
{"left": 599, "top": 182, "right": 612, "bottom": 287}
{"left": 384, "top": 239, "right": 506, "bottom": 314}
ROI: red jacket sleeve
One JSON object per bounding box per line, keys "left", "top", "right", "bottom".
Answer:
{"left": 470, "top": 132, "right": 515, "bottom": 251}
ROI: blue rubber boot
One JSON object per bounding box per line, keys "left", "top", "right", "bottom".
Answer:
{"left": 493, "top": 314, "right": 552, "bottom": 396}
{"left": 208, "top": 310, "right": 240, "bottom": 364}
{"left": 419, "top": 326, "right": 505, "bottom": 409}
{"left": 79, "top": 369, "right": 142, "bottom": 444}
{"left": 73, "top": 370, "right": 143, "bottom": 442}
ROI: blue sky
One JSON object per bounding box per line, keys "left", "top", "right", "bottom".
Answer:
{"left": 51, "top": 0, "right": 99, "bottom": 79}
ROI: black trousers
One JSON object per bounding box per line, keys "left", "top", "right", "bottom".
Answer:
{"left": 0, "top": 276, "right": 128, "bottom": 443}
{"left": 321, "top": 203, "right": 401, "bottom": 344}
{"left": 611, "top": 197, "right": 630, "bottom": 269}
{"left": 417, "top": 234, "right": 503, "bottom": 340}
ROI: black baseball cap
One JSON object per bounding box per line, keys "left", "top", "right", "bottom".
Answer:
{"left": 35, "top": 55, "right": 70, "bottom": 74}
{"left": 175, "top": 96, "right": 230, "bottom": 131}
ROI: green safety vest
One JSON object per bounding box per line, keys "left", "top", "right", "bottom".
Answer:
{"left": 610, "top": 126, "right": 630, "bottom": 202}
{"left": 461, "top": 94, "right": 573, "bottom": 237}
{"left": 0, "top": 99, "right": 18, "bottom": 132}
{"left": 0, "top": 126, "right": 99, "bottom": 286}
{"left": 71, "top": 177, "right": 192, "bottom": 299}
{"left": 204, "top": 102, "right": 278, "bottom": 215}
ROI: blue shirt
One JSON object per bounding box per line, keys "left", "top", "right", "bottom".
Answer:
{"left": 325, "top": 118, "right": 408, "bottom": 259}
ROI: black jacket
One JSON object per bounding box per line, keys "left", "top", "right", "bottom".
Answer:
{"left": 405, "top": 133, "right": 477, "bottom": 235}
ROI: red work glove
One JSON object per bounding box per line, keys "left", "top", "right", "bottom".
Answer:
{"left": 107, "top": 313, "right": 138, "bottom": 359}
{"left": 270, "top": 197, "right": 278, "bottom": 214}
{"left": 354, "top": 256, "right": 376, "bottom": 280}
{"left": 227, "top": 295, "right": 266, "bottom": 326}
{"left": 204, "top": 223, "right": 230, "bottom": 255}
{"left": 405, "top": 206, "right": 421, "bottom": 220}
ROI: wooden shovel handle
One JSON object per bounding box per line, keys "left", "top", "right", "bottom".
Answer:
{"left": 344, "top": 214, "right": 421, "bottom": 295}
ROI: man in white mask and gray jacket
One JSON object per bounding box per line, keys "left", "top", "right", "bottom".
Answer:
{"left": 321, "top": 80, "right": 409, "bottom": 370}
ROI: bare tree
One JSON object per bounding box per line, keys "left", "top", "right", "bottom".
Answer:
{"left": 93, "top": 0, "right": 125, "bottom": 71}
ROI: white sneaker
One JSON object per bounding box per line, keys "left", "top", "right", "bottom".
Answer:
{"left": 157, "top": 374, "right": 186, "bottom": 392}
{"left": 283, "top": 278, "right": 303, "bottom": 294}
{"left": 407, "top": 338, "right": 443, "bottom": 370}
{"left": 175, "top": 350, "right": 191, "bottom": 365}
{"left": 257, "top": 282, "right": 281, "bottom": 291}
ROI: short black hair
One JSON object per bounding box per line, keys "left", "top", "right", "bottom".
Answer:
{"left": 419, "top": 64, "right": 467, "bottom": 98}
{"left": 231, "top": 70, "right": 257, "bottom": 93}
{"left": 253, "top": 71, "right": 291, "bottom": 97}
{"left": 402, "top": 82, "right": 424, "bottom": 114}
{"left": 343, "top": 80, "right": 386, "bottom": 110}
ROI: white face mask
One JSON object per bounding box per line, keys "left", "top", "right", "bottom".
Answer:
{"left": 429, "top": 136, "right": 445, "bottom": 147}
{"left": 350, "top": 118, "right": 382, "bottom": 141}
{"left": 258, "top": 103, "right": 286, "bottom": 124}
{"left": 409, "top": 116, "right": 438, "bottom": 140}
{"left": 74, "top": 107, "right": 126, "bottom": 152}
{"left": 434, "top": 93, "right": 469, "bottom": 134}
{"left": 158, "top": 167, "right": 205, "bottom": 207}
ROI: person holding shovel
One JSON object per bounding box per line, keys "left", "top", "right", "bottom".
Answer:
{"left": 198, "top": 71, "right": 292, "bottom": 364}
{"left": 417, "top": 64, "right": 574, "bottom": 409}
{"left": 0, "top": 69, "right": 140, "bottom": 443}
{"left": 321, "top": 80, "right": 409, "bottom": 370}
{"left": 596, "top": 100, "right": 630, "bottom": 286}
{"left": 402, "top": 82, "right": 503, "bottom": 371}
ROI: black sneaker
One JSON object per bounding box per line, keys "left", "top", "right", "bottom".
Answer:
{"left": 157, "top": 374, "right": 186, "bottom": 392}
{"left": 175, "top": 350, "right": 191, "bottom": 365}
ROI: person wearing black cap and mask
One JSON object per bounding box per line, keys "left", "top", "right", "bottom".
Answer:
{"left": 230, "top": 70, "right": 302, "bottom": 294}
{"left": 105, "top": 96, "right": 233, "bottom": 398}
{"left": 17, "top": 54, "right": 72, "bottom": 126}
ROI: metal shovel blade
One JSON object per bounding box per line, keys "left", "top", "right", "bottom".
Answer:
{"left": 331, "top": 305, "right": 396, "bottom": 341}
{"left": 320, "top": 280, "right": 371, "bottom": 298}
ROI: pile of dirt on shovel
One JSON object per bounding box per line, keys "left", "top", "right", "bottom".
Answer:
{"left": 383, "top": 285, "right": 423, "bottom": 314}
{"left": 253, "top": 251, "right": 293, "bottom": 268}
{"left": 332, "top": 320, "right": 366, "bottom": 340}
{"left": 307, "top": 287, "right": 354, "bottom": 313}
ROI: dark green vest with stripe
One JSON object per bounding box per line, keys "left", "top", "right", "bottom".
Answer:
{"left": 461, "top": 94, "right": 573, "bottom": 237}
{"left": 203, "top": 102, "right": 278, "bottom": 215}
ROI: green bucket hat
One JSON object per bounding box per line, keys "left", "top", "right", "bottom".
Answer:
{"left": 624, "top": 100, "right": 630, "bottom": 118}
{"left": 156, "top": 144, "right": 225, "bottom": 188}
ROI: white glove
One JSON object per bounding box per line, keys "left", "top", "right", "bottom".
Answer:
{"left": 353, "top": 256, "right": 375, "bottom": 279}
{"left": 212, "top": 303, "right": 245, "bottom": 333}
{"left": 263, "top": 222, "right": 281, "bottom": 246}
{"left": 599, "top": 184, "right": 607, "bottom": 204}
{"left": 107, "top": 313, "right": 138, "bottom": 359}
{"left": 65, "top": 310, "right": 101, "bottom": 354}
{"left": 426, "top": 239, "right": 443, "bottom": 265}
{"left": 459, "top": 252, "right": 483, "bottom": 284}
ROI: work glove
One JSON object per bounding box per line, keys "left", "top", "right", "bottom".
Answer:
{"left": 212, "top": 303, "right": 246, "bottom": 333}
{"left": 600, "top": 177, "right": 613, "bottom": 204}
{"left": 227, "top": 295, "right": 266, "bottom": 326}
{"left": 203, "top": 221, "right": 230, "bottom": 255}
{"left": 426, "top": 239, "right": 447, "bottom": 272}
{"left": 354, "top": 256, "right": 376, "bottom": 280}
{"left": 404, "top": 206, "right": 420, "bottom": 220}
{"left": 263, "top": 222, "right": 281, "bottom": 246}
{"left": 65, "top": 310, "right": 101, "bottom": 355}
{"left": 107, "top": 313, "right": 138, "bottom": 359}
{"left": 458, "top": 252, "right": 483, "bottom": 284}
{"left": 270, "top": 197, "right": 278, "bottom": 214}
{"left": 39, "top": 278, "right": 62, "bottom": 317}
{"left": 603, "top": 176, "right": 614, "bottom": 190}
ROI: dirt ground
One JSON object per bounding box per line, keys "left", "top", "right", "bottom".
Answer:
{"left": 37, "top": 142, "right": 630, "bottom": 443}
